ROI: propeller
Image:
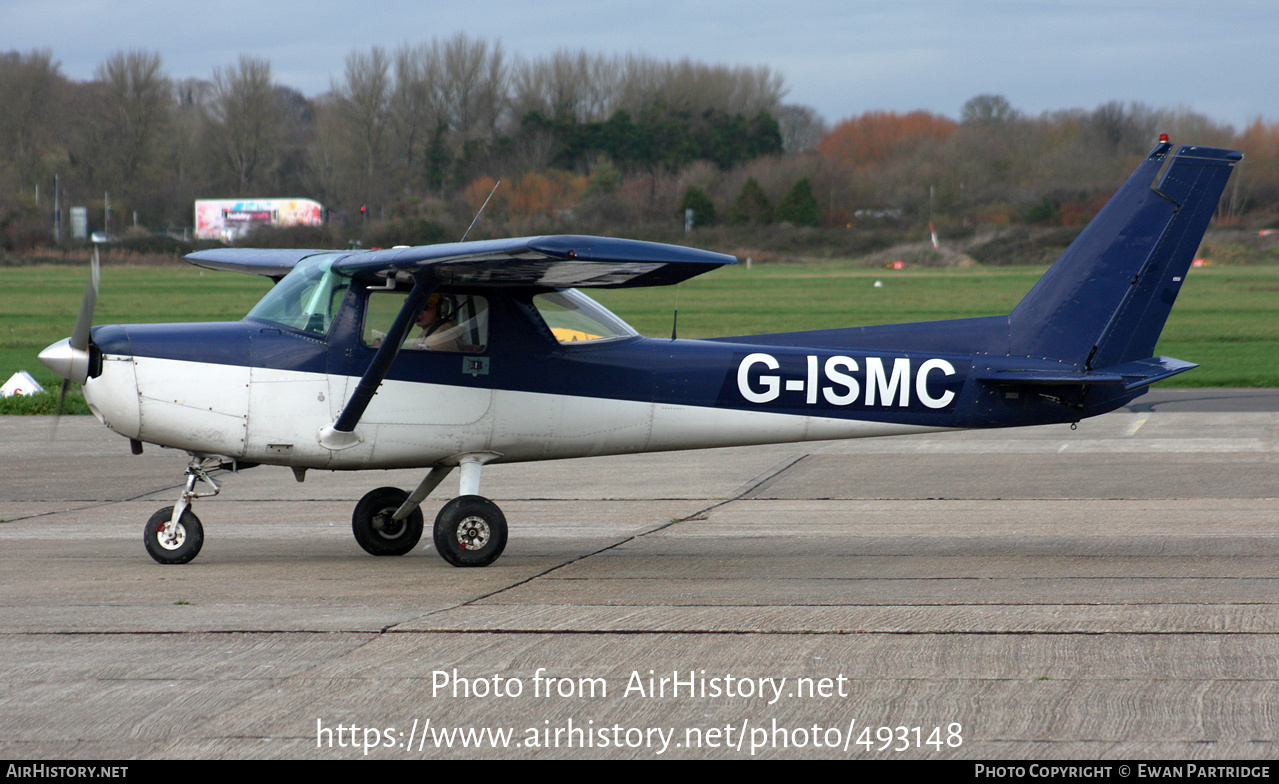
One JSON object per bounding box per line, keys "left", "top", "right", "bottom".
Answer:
{"left": 39, "top": 246, "right": 100, "bottom": 424}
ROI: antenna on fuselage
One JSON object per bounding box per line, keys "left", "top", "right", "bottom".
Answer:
{"left": 460, "top": 179, "right": 501, "bottom": 242}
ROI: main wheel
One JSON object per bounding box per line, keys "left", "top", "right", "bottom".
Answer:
{"left": 352, "top": 487, "right": 423, "bottom": 556}
{"left": 144, "top": 507, "right": 204, "bottom": 565}
{"left": 433, "top": 495, "right": 507, "bottom": 567}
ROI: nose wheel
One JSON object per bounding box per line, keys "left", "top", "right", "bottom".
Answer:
{"left": 433, "top": 495, "right": 507, "bottom": 567}
{"left": 143, "top": 507, "right": 204, "bottom": 565}
{"left": 143, "top": 455, "right": 221, "bottom": 564}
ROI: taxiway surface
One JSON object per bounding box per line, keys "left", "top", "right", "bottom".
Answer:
{"left": 1, "top": 389, "right": 1275, "bottom": 759}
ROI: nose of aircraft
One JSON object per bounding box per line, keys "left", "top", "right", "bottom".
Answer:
{"left": 39, "top": 337, "right": 90, "bottom": 384}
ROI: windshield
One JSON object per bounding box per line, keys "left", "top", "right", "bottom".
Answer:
{"left": 533, "top": 289, "right": 638, "bottom": 344}
{"left": 246, "top": 253, "right": 350, "bottom": 335}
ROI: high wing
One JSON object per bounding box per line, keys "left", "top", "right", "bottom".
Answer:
{"left": 184, "top": 248, "right": 330, "bottom": 278}
{"left": 187, "top": 234, "right": 736, "bottom": 451}
{"left": 186, "top": 235, "right": 736, "bottom": 288}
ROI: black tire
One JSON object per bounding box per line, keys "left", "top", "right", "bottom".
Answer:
{"left": 433, "top": 495, "right": 507, "bottom": 567}
{"left": 352, "top": 487, "right": 423, "bottom": 556}
{"left": 144, "top": 507, "right": 204, "bottom": 565}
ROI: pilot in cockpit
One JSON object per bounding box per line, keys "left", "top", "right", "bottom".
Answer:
{"left": 366, "top": 291, "right": 487, "bottom": 352}
{"left": 406, "top": 293, "right": 464, "bottom": 351}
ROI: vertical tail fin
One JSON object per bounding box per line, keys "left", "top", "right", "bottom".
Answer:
{"left": 1008, "top": 142, "right": 1241, "bottom": 368}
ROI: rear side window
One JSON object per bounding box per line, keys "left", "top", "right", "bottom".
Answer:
{"left": 533, "top": 290, "right": 637, "bottom": 344}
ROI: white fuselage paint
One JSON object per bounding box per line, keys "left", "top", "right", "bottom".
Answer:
{"left": 84, "top": 354, "right": 952, "bottom": 469}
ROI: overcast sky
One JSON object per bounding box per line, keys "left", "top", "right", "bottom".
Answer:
{"left": 2, "top": 0, "right": 1274, "bottom": 130}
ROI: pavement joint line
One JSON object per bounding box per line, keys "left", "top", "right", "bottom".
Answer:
{"left": 733, "top": 454, "right": 810, "bottom": 499}
{"left": 1, "top": 484, "right": 185, "bottom": 523}
{"left": 381, "top": 629, "right": 1279, "bottom": 637}
{"left": 378, "top": 454, "right": 815, "bottom": 632}
{"left": 4, "top": 628, "right": 1279, "bottom": 637}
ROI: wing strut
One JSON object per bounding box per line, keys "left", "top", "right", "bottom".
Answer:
{"left": 318, "top": 276, "right": 430, "bottom": 450}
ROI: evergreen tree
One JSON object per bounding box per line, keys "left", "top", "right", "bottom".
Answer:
{"left": 775, "top": 177, "right": 820, "bottom": 226}
{"left": 728, "top": 177, "right": 772, "bottom": 225}
{"left": 678, "top": 186, "right": 716, "bottom": 226}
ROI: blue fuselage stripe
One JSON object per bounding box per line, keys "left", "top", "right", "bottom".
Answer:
{"left": 92, "top": 316, "right": 1137, "bottom": 429}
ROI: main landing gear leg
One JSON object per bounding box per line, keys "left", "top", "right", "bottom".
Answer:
{"left": 434, "top": 453, "right": 507, "bottom": 568}
{"left": 144, "top": 455, "right": 220, "bottom": 565}
{"left": 350, "top": 453, "right": 507, "bottom": 566}
{"left": 350, "top": 465, "right": 454, "bottom": 556}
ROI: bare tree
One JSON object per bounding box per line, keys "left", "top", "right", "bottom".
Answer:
{"left": 384, "top": 34, "right": 508, "bottom": 192}
{"left": 207, "top": 55, "right": 284, "bottom": 193}
{"left": 391, "top": 41, "right": 447, "bottom": 193}
{"left": 776, "top": 104, "right": 826, "bottom": 154}
{"left": 162, "top": 78, "right": 214, "bottom": 218}
{"left": 615, "top": 56, "right": 785, "bottom": 117}
{"left": 961, "top": 94, "right": 1021, "bottom": 127}
{"left": 0, "top": 49, "right": 64, "bottom": 194}
{"left": 580, "top": 53, "right": 622, "bottom": 121}
{"left": 306, "top": 96, "right": 345, "bottom": 205}
{"left": 1088, "top": 101, "right": 1159, "bottom": 155}
{"left": 95, "top": 50, "right": 171, "bottom": 185}
{"left": 333, "top": 47, "right": 392, "bottom": 203}
{"left": 512, "top": 50, "right": 620, "bottom": 123}
{"left": 440, "top": 33, "right": 507, "bottom": 150}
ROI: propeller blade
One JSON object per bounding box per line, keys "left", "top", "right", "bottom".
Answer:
{"left": 56, "top": 377, "right": 70, "bottom": 417}
{"left": 48, "top": 377, "right": 72, "bottom": 440}
{"left": 45, "top": 249, "right": 100, "bottom": 440}
{"left": 70, "top": 247, "right": 100, "bottom": 352}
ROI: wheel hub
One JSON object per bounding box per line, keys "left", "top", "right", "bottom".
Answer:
{"left": 456, "top": 516, "right": 490, "bottom": 550}
{"left": 157, "top": 522, "right": 186, "bottom": 550}
{"left": 374, "top": 510, "right": 405, "bottom": 538}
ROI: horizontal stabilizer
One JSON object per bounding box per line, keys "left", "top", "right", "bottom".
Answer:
{"left": 978, "top": 356, "right": 1198, "bottom": 390}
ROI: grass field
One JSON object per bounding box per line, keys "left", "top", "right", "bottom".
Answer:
{"left": 0, "top": 265, "right": 273, "bottom": 413}
{"left": 2, "top": 258, "right": 1276, "bottom": 414}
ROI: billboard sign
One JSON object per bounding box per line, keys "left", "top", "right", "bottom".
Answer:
{"left": 195, "top": 198, "right": 323, "bottom": 241}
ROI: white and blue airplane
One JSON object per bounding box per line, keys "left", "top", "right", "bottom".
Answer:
{"left": 39, "top": 139, "right": 1240, "bottom": 567}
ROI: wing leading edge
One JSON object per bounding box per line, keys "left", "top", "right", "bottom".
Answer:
{"left": 186, "top": 235, "right": 736, "bottom": 289}
{"left": 184, "top": 247, "right": 333, "bottom": 277}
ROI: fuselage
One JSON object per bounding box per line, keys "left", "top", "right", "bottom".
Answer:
{"left": 81, "top": 283, "right": 1136, "bottom": 470}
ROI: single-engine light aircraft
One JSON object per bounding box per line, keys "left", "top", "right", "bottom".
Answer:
{"left": 40, "top": 140, "right": 1240, "bottom": 567}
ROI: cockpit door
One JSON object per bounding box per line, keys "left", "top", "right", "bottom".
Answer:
{"left": 353, "top": 289, "right": 493, "bottom": 427}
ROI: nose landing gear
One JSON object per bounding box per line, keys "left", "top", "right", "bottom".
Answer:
{"left": 143, "top": 506, "right": 203, "bottom": 565}
{"left": 144, "top": 455, "right": 223, "bottom": 565}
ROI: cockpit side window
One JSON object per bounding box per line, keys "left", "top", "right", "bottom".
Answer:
{"left": 532, "top": 290, "right": 637, "bottom": 344}
{"left": 246, "top": 254, "right": 350, "bottom": 336}
{"left": 363, "top": 291, "right": 489, "bottom": 353}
